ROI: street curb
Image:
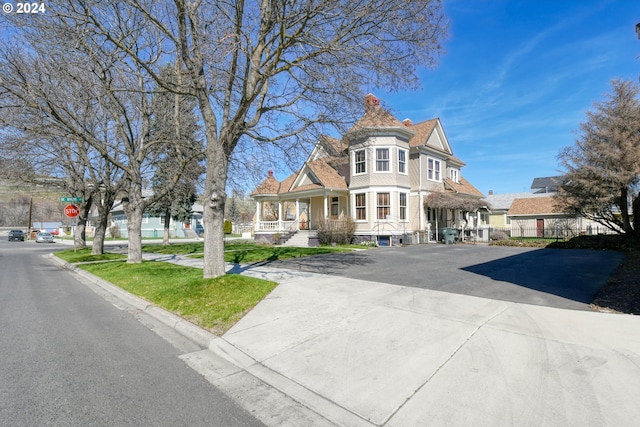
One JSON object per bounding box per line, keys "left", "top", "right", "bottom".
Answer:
{"left": 47, "top": 253, "right": 355, "bottom": 426}
{"left": 47, "top": 254, "right": 216, "bottom": 349}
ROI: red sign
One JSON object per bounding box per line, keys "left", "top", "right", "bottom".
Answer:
{"left": 64, "top": 204, "right": 80, "bottom": 218}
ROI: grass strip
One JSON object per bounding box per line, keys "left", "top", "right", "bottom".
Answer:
{"left": 55, "top": 248, "right": 127, "bottom": 263}
{"left": 79, "top": 260, "right": 277, "bottom": 335}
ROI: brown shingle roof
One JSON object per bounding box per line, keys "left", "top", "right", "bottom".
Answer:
{"left": 349, "top": 105, "right": 405, "bottom": 131}
{"left": 305, "top": 159, "right": 347, "bottom": 190}
{"left": 348, "top": 94, "right": 406, "bottom": 132}
{"left": 407, "top": 119, "right": 438, "bottom": 148}
{"left": 508, "top": 196, "right": 562, "bottom": 215}
{"left": 321, "top": 135, "right": 347, "bottom": 156}
{"left": 251, "top": 175, "right": 281, "bottom": 195}
{"left": 444, "top": 177, "right": 484, "bottom": 198}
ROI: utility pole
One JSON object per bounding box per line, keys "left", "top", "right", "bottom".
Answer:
{"left": 27, "top": 196, "right": 33, "bottom": 238}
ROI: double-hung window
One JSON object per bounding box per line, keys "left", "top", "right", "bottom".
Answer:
{"left": 376, "top": 148, "right": 390, "bottom": 172}
{"left": 450, "top": 168, "right": 459, "bottom": 183}
{"left": 428, "top": 158, "right": 441, "bottom": 181}
{"left": 398, "top": 149, "right": 407, "bottom": 174}
{"left": 354, "top": 149, "right": 366, "bottom": 174}
{"left": 399, "top": 193, "right": 407, "bottom": 220}
{"left": 377, "top": 193, "right": 390, "bottom": 220}
{"left": 331, "top": 197, "right": 339, "bottom": 218}
{"left": 355, "top": 193, "right": 367, "bottom": 220}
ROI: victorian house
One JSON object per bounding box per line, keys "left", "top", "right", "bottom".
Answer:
{"left": 251, "top": 94, "right": 488, "bottom": 246}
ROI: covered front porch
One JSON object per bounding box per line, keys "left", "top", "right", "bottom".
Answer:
{"left": 254, "top": 190, "right": 350, "bottom": 242}
{"left": 423, "top": 192, "right": 491, "bottom": 243}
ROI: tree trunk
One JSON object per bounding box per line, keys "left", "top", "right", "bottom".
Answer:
{"left": 202, "top": 137, "right": 228, "bottom": 279}
{"left": 163, "top": 211, "right": 170, "bottom": 246}
{"left": 92, "top": 189, "right": 115, "bottom": 255}
{"left": 123, "top": 188, "right": 145, "bottom": 263}
{"left": 619, "top": 187, "right": 633, "bottom": 234}
{"left": 92, "top": 220, "right": 106, "bottom": 255}
{"left": 74, "top": 196, "right": 92, "bottom": 250}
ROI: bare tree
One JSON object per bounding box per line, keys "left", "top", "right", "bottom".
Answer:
{"left": 0, "top": 41, "right": 124, "bottom": 253}
{"left": 0, "top": 21, "right": 198, "bottom": 260}
{"left": 13, "top": 0, "right": 448, "bottom": 277}
{"left": 557, "top": 79, "right": 640, "bottom": 238}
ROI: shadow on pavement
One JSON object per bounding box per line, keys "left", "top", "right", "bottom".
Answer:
{"left": 461, "top": 248, "right": 625, "bottom": 304}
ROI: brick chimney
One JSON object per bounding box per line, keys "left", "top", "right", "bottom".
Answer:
{"left": 268, "top": 170, "right": 273, "bottom": 177}
{"left": 403, "top": 118, "right": 413, "bottom": 126}
{"left": 488, "top": 190, "right": 493, "bottom": 195}
{"left": 364, "top": 93, "right": 380, "bottom": 112}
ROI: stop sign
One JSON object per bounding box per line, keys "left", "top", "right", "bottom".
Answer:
{"left": 64, "top": 204, "right": 80, "bottom": 218}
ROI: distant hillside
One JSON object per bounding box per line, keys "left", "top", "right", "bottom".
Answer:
{"left": 0, "top": 178, "right": 67, "bottom": 227}
{"left": 0, "top": 177, "right": 64, "bottom": 201}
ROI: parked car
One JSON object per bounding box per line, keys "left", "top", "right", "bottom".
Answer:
{"left": 8, "top": 230, "right": 25, "bottom": 241}
{"left": 35, "top": 232, "right": 55, "bottom": 243}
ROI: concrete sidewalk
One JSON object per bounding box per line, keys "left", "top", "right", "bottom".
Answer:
{"left": 57, "top": 248, "right": 640, "bottom": 426}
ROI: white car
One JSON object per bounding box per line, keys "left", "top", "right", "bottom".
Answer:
{"left": 35, "top": 232, "right": 55, "bottom": 243}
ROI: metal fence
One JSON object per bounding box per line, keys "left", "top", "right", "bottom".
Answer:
{"left": 486, "top": 225, "right": 618, "bottom": 240}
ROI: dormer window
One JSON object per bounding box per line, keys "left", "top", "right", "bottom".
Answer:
{"left": 354, "top": 149, "right": 366, "bottom": 174}
{"left": 450, "top": 168, "right": 459, "bottom": 183}
{"left": 376, "top": 148, "right": 390, "bottom": 172}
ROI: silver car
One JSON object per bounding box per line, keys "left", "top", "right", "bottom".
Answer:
{"left": 35, "top": 232, "right": 55, "bottom": 243}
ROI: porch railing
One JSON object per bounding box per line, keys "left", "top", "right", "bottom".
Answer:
{"left": 255, "top": 220, "right": 299, "bottom": 232}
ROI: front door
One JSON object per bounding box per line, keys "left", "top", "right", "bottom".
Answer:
{"left": 536, "top": 219, "right": 544, "bottom": 237}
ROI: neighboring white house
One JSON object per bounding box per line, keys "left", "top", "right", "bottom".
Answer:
{"left": 486, "top": 176, "right": 610, "bottom": 238}
{"left": 251, "top": 94, "right": 489, "bottom": 246}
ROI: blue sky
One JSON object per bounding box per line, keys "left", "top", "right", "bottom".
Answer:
{"left": 381, "top": 0, "right": 640, "bottom": 195}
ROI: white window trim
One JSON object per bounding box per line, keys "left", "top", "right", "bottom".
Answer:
{"left": 353, "top": 149, "right": 367, "bottom": 176}
{"left": 376, "top": 191, "right": 391, "bottom": 221}
{"left": 450, "top": 168, "right": 459, "bottom": 183}
{"left": 427, "top": 157, "right": 442, "bottom": 182}
{"left": 398, "top": 148, "right": 408, "bottom": 175}
{"left": 375, "top": 147, "right": 392, "bottom": 173}
{"left": 399, "top": 192, "right": 408, "bottom": 221}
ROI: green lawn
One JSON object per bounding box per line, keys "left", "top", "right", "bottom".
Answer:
{"left": 55, "top": 241, "right": 357, "bottom": 335}
{"left": 140, "top": 241, "right": 354, "bottom": 263}
{"left": 78, "top": 261, "right": 276, "bottom": 335}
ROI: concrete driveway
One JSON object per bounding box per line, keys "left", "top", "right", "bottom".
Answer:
{"left": 265, "top": 244, "right": 625, "bottom": 310}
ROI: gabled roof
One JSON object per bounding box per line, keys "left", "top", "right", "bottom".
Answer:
{"left": 321, "top": 135, "right": 347, "bottom": 157}
{"left": 508, "top": 196, "right": 563, "bottom": 215}
{"left": 405, "top": 118, "right": 456, "bottom": 159}
{"left": 304, "top": 159, "right": 347, "bottom": 190}
{"left": 407, "top": 119, "right": 438, "bottom": 148}
{"left": 444, "top": 177, "right": 484, "bottom": 198}
{"left": 251, "top": 158, "right": 347, "bottom": 197}
{"left": 485, "top": 192, "right": 552, "bottom": 211}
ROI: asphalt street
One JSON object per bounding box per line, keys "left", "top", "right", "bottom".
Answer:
{"left": 265, "top": 244, "right": 626, "bottom": 310}
{"left": 0, "top": 239, "right": 264, "bottom": 426}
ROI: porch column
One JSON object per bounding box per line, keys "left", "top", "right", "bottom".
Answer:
{"left": 278, "top": 201, "right": 283, "bottom": 231}
{"left": 255, "top": 201, "right": 261, "bottom": 231}
{"left": 419, "top": 192, "right": 424, "bottom": 230}
{"left": 323, "top": 194, "right": 328, "bottom": 219}
{"left": 295, "top": 198, "right": 300, "bottom": 223}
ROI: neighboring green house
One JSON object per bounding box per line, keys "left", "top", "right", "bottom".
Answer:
{"left": 108, "top": 192, "right": 203, "bottom": 238}
{"left": 251, "top": 94, "right": 489, "bottom": 246}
